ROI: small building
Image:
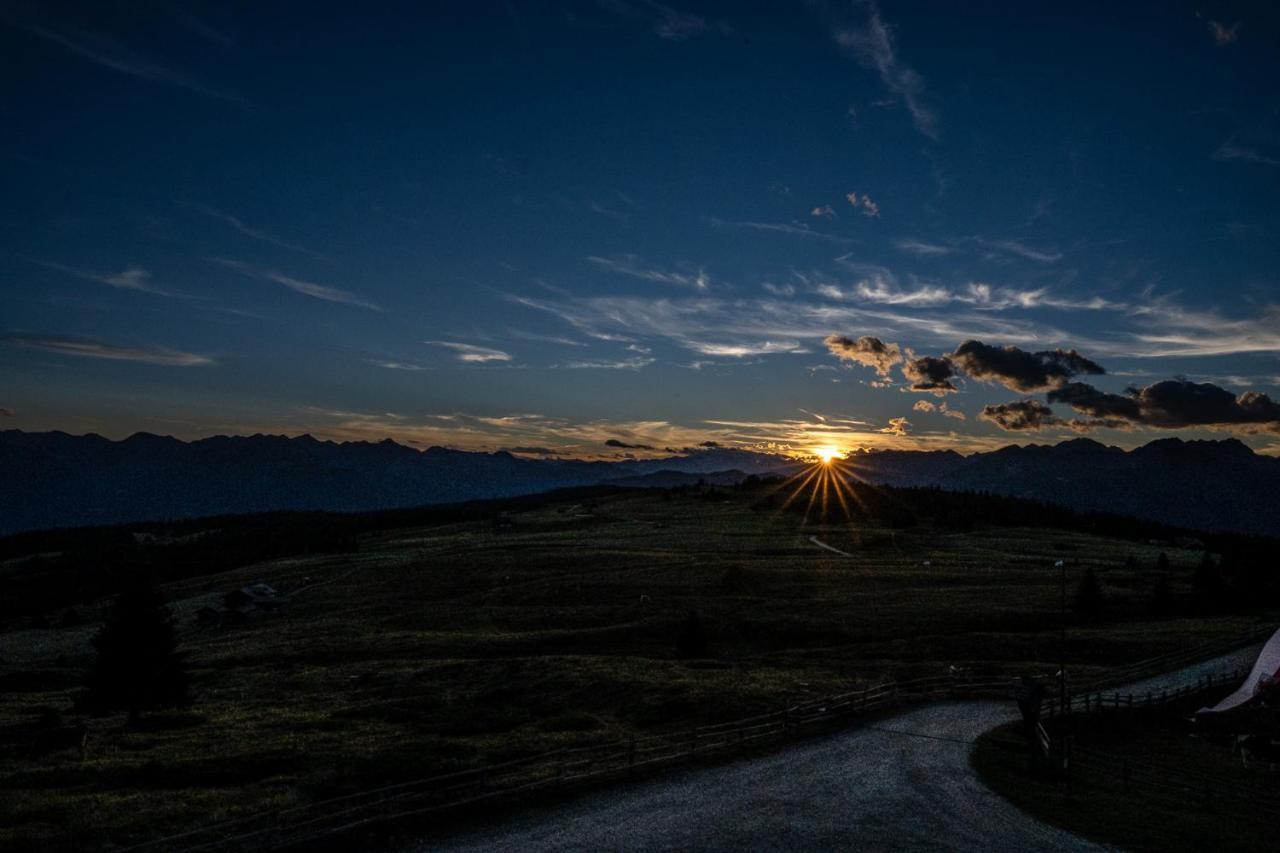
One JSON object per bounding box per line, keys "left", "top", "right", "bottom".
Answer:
{"left": 223, "top": 583, "right": 289, "bottom": 615}
{"left": 194, "top": 606, "right": 221, "bottom": 624}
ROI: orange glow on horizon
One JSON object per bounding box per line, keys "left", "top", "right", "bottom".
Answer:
{"left": 814, "top": 445, "right": 843, "bottom": 464}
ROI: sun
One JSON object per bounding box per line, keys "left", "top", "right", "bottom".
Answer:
{"left": 815, "top": 445, "right": 842, "bottom": 464}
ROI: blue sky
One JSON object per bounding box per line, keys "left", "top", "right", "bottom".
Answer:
{"left": 2, "top": 1, "right": 1279, "bottom": 458}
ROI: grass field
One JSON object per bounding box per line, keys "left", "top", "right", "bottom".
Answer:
{"left": 972, "top": 694, "right": 1278, "bottom": 852}
{"left": 1, "top": 484, "right": 1274, "bottom": 850}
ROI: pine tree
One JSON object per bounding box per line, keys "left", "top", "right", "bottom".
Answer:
{"left": 1155, "top": 552, "right": 1170, "bottom": 573}
{"left": 1150, "top": 575, "right": 1173, "bottom": 617}
{"left": 676, "top": 610, "right": 709, "bottom": 658}
{"left": 84, "top": 573, "right": 189, "bottom": 722}
{"left": 1193, "top": 552, "right": 1220, "bottom": 593}
{"left": 1072, "top": 567, "right": 1104, "bottom": 618}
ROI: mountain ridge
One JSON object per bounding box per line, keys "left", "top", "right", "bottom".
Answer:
{"left": 1, "top": 429, "right": 1276, "bottom": 537}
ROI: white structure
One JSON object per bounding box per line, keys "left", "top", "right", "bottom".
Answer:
{"left": 1198, "top": 627, "right": 1280, "bottom": 716}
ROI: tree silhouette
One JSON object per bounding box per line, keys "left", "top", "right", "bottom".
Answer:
{"left": 676, "top": 610, "right": 709, "bottom": 658}
{"left": 1194, "top": 552, "right": 1220, "bottom": 594}
{"left": 1155, "top": 551, "right": 1170, "bottom": 573}
{"left": 1150, "top": 575, "right": 1173, "bottom": 617}
{"left": 84, "top": 573, "right": 189, "bottom": 722}
{"left": 1072, "top": 567, "right": 1104, "bottom": 618}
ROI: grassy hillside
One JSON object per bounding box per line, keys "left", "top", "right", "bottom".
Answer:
{"left": 0, "top": 483, "right": 1273, "bottom": 850}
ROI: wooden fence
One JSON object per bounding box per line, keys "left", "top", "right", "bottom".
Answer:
{"left": 120, "top": 674, "right": 1011, "bottom": 852}
{"left": 121, "top": 628, "right": 1272, "bottom": 852}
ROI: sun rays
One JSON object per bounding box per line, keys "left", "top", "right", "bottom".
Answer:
{"left": 769, "top": 456, "right": 865, "bottom": 528}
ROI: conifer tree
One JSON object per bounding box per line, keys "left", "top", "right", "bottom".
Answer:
{"left": 1150, "top": 575, "right": 1173, "bottom": 617}
{"left": 1072, "top": 567, "right": 1104, "bottom": 618}
{"left": 676, "top": 609, "right": 709, "bottom": 658}
{"left": 84, "top": 573, "right": 189, "bottom": 722}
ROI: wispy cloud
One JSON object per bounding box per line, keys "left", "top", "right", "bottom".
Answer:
{"left": 217, "top": 260, "right": 383, "bottom": 311}
{"left": 706, "top": 217, "right": 854, "bottom": 245}
{"left": 367, "top": 359, "right": 431, "bottom": 371}
{"left": 600, "top": 0, "right": 730, "bottom": 42}
{"left": 588, "top": 200, "right": 630, "bottom": 223}
{"left": 426, "top": 341, "right": 513, "bottom": 363}
{"left": 41, "top": 262, "right": 182, "bottom": 297}
{"left": 587, "top": 254, "right": 710, "bottom": 290}
{"left": 1213, "top": 142, "right": 1279, "bottom": 167}
{"left": 510, "top": 291, "right": 1057, "bottom": 360}
{"left": 895, "top": 239, "right": 952, "bottom": 256}
{"left": 685, "top": 340, "right": 805, "bottom": 357}
{"left": 810, "top": 205, "right": 836, "bottom": 219}
{"left": 1207, "top": 20, "right": 1240, "bottom": 47}
{"left": 509, "top": 330, "right": 589, "bottom": 347}
{"left": 555, "top": 356, "right": 654, "bottom": 369}
{"left": 7, "top": 13, "right": 246, "bottom": 107}
{"left": 1119, "top": 300, "right": 1280, "bottom": 357}
{"left": 832, "top": 3, "right": 937, "bottom": 138}
{"left": 2, "top": 334, "right": 213, "bottom": 366}
{"left": 977, "top": 238, "right": 1063, "bottom": 263}
{"left": 197, "top": 206, "right": 326, "bottom": 258}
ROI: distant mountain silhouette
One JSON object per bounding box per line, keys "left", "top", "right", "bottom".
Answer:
{"left": 844, "top": 436, "right": 1280, "bottom": 536}
{"left": 1, "top": 430, "right": 1276, "bottom": 536}
{"left": 0, "top": 431, "right": 791, "bottom": 536}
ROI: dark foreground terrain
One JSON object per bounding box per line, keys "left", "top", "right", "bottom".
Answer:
{"left": 0, "top": 481, "right": 1276, "bottom": 849}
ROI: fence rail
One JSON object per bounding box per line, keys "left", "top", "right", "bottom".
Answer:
{"left": 122, "top": 629, "right": 1271, "bottom": 852}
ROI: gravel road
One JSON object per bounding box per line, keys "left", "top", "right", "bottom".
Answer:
{"left": 412, "top": 645, "right": 1262, "bottom": 852}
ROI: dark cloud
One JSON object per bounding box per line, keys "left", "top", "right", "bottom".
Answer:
{"left": 698, "top": 440, "right": 721, "bottom": 448}
{"left": 824, "top": 334, "right": 903, "bottom": 377}
{"left": 508, "top": 446, "right": 557, "bottom": 455}
{"left": 902, "top": 355, "right": 957, "bottom": 395}
{"left": 605, "top": 438, "right": 655, "bottom": 450}
{"left": 1049, "top": 379, "right": 1280, "bottom": 433}
{"left": 980, "top": 399, "right": 1057, "bottom": 431}
{"left": 1046, "top": 382, "right": 1138, "bottom": 419}
{"left": 950, "top": 340, "right": 1104, "bottom": 392}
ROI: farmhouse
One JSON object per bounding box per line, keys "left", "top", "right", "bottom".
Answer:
{"left": 223, "top": 583, "right": 290, "bottom": 615}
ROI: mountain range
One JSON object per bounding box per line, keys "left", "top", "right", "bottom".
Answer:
{"left": 1, "top": 430, "right": 1277, "bottom": 537}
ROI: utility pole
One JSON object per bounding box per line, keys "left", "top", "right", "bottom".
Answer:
{"left": 1059, "top": 558, "right": 1072, "bottom": 798}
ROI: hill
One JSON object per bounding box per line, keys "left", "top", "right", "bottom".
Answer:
{"left": 1, "top": 485, "right": 1276, "bottom": 850}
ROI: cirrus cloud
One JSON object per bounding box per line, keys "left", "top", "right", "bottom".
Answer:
{"left": 2, "top": 333, "right": 213, "bottom": 366}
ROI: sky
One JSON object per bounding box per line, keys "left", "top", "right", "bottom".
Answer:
{"left": 2, "top": 0, "right": 1279, "bottom": 459}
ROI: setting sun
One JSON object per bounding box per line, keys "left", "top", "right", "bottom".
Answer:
{"left": 815, "top": 445, "right": 842, "bottom": 464}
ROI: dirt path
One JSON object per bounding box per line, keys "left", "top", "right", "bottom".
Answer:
{"left": 808, "top": 535, "right": 852, "bottom": 557}
{"left": 410, "top": 646, "right": 1260, "bottom": 852}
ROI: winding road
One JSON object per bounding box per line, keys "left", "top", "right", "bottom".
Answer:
{"left": 412, "top": 646, "right": 1261, "bottom": 852}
